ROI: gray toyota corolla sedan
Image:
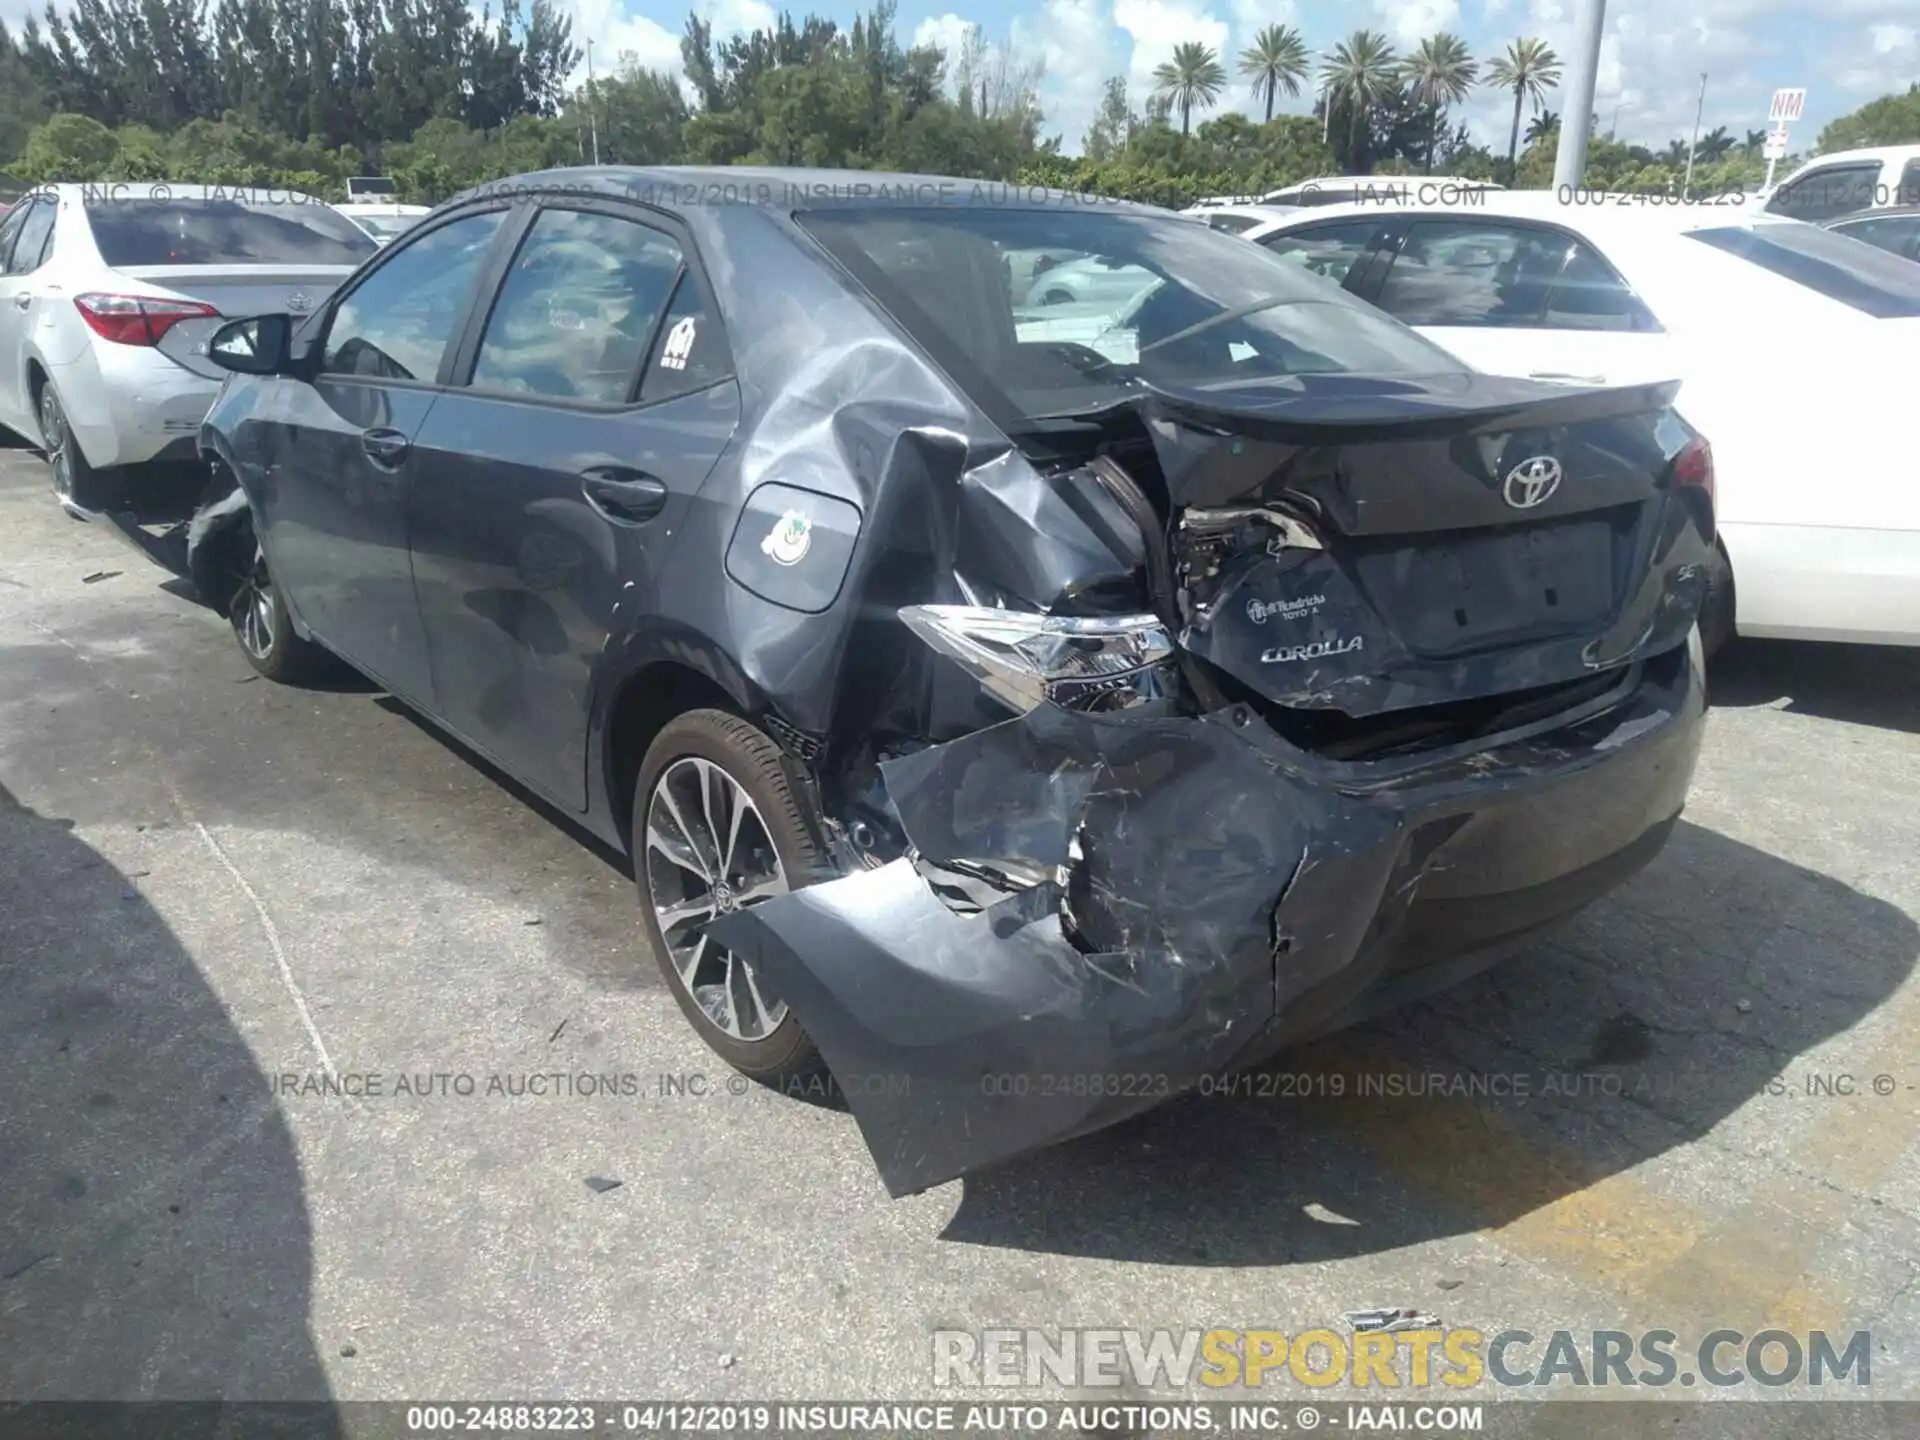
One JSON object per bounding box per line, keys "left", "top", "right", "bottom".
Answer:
{"left": 186, "top": 166, "right": 1715, "bottom": 1195}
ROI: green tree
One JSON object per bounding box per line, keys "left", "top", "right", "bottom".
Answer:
{"left": 1318, "top": 29, "right": 1398, "bottom": 172}
{"left": 1399, "top": 32, "right": 1476, "bottom": 173}
{"left": 1083, "top": 75, "right": 1134, "bottom": 160}
{"left": 1153, "top": 41, "right": 1226, "bottom": 137}
{"left": 1239, "top": 24, "right": 1307, "bottom": 124}
{"left": 1816, "top": 84, "right": 1920, "bottom": 151}
{"left": 1485, "top": 36, "right": 1561, "bottom": 183}
{"left": 1525, "top": 108, "right": 1558, "bottom": 144}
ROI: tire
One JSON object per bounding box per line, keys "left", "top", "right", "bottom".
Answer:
{"left": 1700, "top": 540, "right": 1736, "bottom": 660}
{"left": 226, "top": 532, "right": 328, "bottom": 683}
{"left": 634, "top": 709, "right": 829, "bottom": 1080}
{"left": 38, "top": 382, "right": 118, "bottom": 516}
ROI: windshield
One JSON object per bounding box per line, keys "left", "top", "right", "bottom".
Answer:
{"left": 1687, "top": 222, "right": 1920, "bottom": 319}
{"left": 85, "top": 197, "right": 378, "bottom": 267}
{"left": 796, "top": 205, "right": 1463, "bottom": 424}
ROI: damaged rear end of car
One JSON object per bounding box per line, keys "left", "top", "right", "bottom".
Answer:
{"left": 704, "top": 199, "right": 1716, "bottom": 1197}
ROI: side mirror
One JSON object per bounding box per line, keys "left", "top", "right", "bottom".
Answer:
{"left": 208, "top": 314, "right": 293, "bottom": 376}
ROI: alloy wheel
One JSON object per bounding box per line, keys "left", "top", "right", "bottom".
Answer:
{"left": 643, "top": 756, "right": 791, "bottom": 1040}
{"left": 40, "top": 389, "right": 73, "bottom": 504}
{"left": 230, "top": 543, "right": 278, "bottom": 662}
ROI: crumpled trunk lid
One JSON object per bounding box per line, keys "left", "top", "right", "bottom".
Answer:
{"left": 1126, "top": 373, "right": 1710, "bottom": 724}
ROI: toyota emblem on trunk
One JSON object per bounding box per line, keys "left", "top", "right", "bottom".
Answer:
{"left": 284, "top": 291, "right": 313, "bottom": 314}
{"left": 1503, "top": 455, "right": 1562, "bottom": 509}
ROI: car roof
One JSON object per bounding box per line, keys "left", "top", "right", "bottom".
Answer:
{"left": 451, "top": 165, "right": 1168, "bottom": 217}
{"left": 1245, "top": 190, "right": 1777, "bottom": 238}
{"left": 1191, "top": 203, "right": 1301, "bottom": 222}
{"left": 1785, "top": 143, "right": 1920, "bottom": 169}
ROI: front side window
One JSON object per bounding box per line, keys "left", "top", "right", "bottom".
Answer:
{"left": 470, "top": 208, "right": 684, "bottom": 405}
{"left": 1832, "top": 214, "right": 1920, "bottom": 261}
{"left": 6, "top": 199, "right": 55, "bottom": 276}
{"left": 797, "top": 205, "right": 1460, "bottom": 428}
{"left": 1258, "top": 220, "right": 1382, "bottom": 285}
{"left": 1207, "top": 214, "right": 1261, "bottom": 234}
{"left": 1688, "top": 223, "right": 1920, "bottom": 318}
{"left": 321, "top": 211, "right": 505, "bottom": 382}
{"left": 0, "top": 201, "right": 33, "bottom": 273}
{"left": 1765, "top": 164, "right": 1881, "bottom": 222}
{"left": 85, "top": 195, "right": 377, "bottom": 266}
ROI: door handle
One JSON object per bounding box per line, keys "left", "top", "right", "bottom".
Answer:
{"left": 1529, "top": 371, "right": 1608, "bottom": 386}
{"left": 581, "top": 467, "right": 669, "bottom": 525}
{"left": 360, "top": 427, "right": 411, "bottom": 468}
{"left": 12, "top": 294, "right": 29, "bottom": 311}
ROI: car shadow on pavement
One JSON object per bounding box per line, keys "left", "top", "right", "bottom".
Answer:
{"left": 939, "top": 816, "right": 1916, "bottom": 1263}
{"left": 0, "top": 782, "right": 336, "bottom": 1416}
{"left": 1707, "top": 639, "right": 1920, "bottom": 734}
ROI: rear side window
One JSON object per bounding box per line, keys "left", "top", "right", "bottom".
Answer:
{"left": 1373, "top": 220, "right": 1559, "bottom": 327}
{"left": 1259, "top": 220, "right": 1380, "bottom": 285}
{"left": 470, "top": 208, "right": 686, "bottom": 406}
{"left": 5, "top": 199, "right": 55, "bottom": 276}
{"left": 1765, "top": 163, "right": 1881, "bottom": 221}
{"left": 0, "top": 204, "right": 23, "bottom": 270}
{"left": 640, "top": 270, "right": 731, "bottom": 403}
{"left": 1688, "top": 223, "right": 1920, "bottom": 318}
{"left": 84, "top": 197, "right": 377, "bottom": 266}
{"left": 1207, "top": 214, "right": 1261, "bottom": 234}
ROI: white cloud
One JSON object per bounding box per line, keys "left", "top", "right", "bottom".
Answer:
{"left": 1113, "top": 0, "right": 1231, "bottom": 115}
{"left": 1868, "top": 22, "right": 1915, "bottom": 52}
{"left": 561, "top": 0, "right": 772, "bottom": 87}
{"left": 912, "top": 11, "right": 977, "bottom": 64}
{"left": 1376, "top": 0, "right": 1464, "bottom": 50}
{"left": 1014, "top": 0, "right": 1121, "bottom": 147}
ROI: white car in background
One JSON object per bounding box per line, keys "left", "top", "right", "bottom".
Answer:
{"left": 0, "top": 183, "right": 377, "bottom": 514}
{"left": 1181, "top": 202, "right": 1303, "bottom": 235}
{"left": 1244, "top": 193, "right": 1920, "bottom": 649}
{"left": 1259, "top": 175, "right": 1503, "bottom": 207}
{"left": 1763, "top": 144, "right": 1920, "bottom": 223}
{"left": 334, "top": 201, "right": 431, "bottom": 246}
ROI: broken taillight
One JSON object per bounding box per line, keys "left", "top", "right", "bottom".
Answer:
{"left": 74, "top": 293, "right": 219, "bottom": 347}
{"left": 1673, "top": 437, "right": 1714, "bottom": 506}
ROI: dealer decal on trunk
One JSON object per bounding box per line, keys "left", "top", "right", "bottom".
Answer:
{"left": 1261, "top": 636, "right": 1364, "bottom": 664}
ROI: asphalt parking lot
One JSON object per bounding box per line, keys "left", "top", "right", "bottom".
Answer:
{"left": 2, "top": 436, "right": 1917, "bottom": 1410}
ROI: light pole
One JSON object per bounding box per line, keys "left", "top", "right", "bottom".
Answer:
{"left": 1552, "top": 0, "right": 1606, "bottom": 192}
{"left": 1682, "top": 71, "right": 1707, "bottom": 195}
{"left": 586, "top": 39, "right": 601, "bottom": 167}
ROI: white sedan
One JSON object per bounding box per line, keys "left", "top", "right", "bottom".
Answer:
{"left": 1240, "top": 193, "right": 1920, "bottom": 649}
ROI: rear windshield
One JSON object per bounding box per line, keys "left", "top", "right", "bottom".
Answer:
{"left": 796, "top": 205, "right": 1463, "bottom": 426}
{"left": 1687, "top": 223, "right": 1920, "bottom": 318}
{"left": 84, "top": 198, "right": 378, "bottom": 267}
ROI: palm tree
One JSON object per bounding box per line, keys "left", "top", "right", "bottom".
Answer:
{"left": 1525, "top": 108, "right": 1559, "bottom": 144}
{"left": 1153, "top": 41, "right": 1228, "bottom": 136}
{"left": 1697, "top": 125, "right": 1734, "bottom": 162}
{"left": 1485, "top": 36, "right": 1562, "bottom": 183}
{"left": 1239, "top": 24, "right": 1309, "bottom": 123}
{"left": 1742, "top": 128, "right": 1766, "bottom": 158}
{"left": 1317, "top": 29, "right": 1399, "bottom": 170}
{"left": 1399, "top": 32, "right": 1477, "bottom": 174}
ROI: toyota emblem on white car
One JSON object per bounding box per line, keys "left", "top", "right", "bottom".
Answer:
{"left": 1503, "top": 456, "right": 1562, "bottom": 509}
{"left": 284, "top": 291, "right": 313, "bottom": 314}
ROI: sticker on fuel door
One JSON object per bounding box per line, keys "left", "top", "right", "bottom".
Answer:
{"left": 726, "top": 484, "right": 861, "bottom": 614}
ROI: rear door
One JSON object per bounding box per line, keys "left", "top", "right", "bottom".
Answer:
{"left": 248, "top": 206, "right": 513, "bottom": 701}
{"left": 405, "top": 201, "right": 740, "bottom": 809}
{"left": 0, "top": 197, "right": 56, "bottom": 435}
{"left": 1359, "top": 216, "right": 1672, "bottom": 386}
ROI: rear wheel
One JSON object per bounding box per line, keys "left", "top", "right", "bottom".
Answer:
{"left": 634, "top": 709, "right": 826, "bottom": 1079}
{"left": 38, "top": 383, "right": 116, "bottom": 516}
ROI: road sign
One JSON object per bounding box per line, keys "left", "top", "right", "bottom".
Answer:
{"left": 1763, "top": 126, "right": 1790, "bottom": 160}
{"left": 1769, "top": 88, "right": 1806, "bottom": 123}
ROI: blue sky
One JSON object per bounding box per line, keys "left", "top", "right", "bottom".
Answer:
{"left": 4, "top": 0, "right": 1912, "bottom": 155}
{"left": 564, "top": 0, "right": 1916, "bottom": 155}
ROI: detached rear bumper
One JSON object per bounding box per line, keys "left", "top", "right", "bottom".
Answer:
{"left": 709, "top": 634, "right": 1707, "bottom": 1196}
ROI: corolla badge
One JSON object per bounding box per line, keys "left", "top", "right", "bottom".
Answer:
{"left": 1502, "top": 455, "right": 1562, "bottom": 509}
{"left": 1261, "top": 635, "right": 1363, "bottom": 664}
{"left": 761, "top": 509, "right": 813, "bottom": 567}
{"left": 284, "top": 291, "right": 314, "bottom": 314}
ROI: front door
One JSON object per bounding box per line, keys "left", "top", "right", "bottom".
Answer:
{"left": 250, "top": 208, "right": 513, "bottom": 702}
{"left": 406, "top": 203, "right": 740, "bottom": 808}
